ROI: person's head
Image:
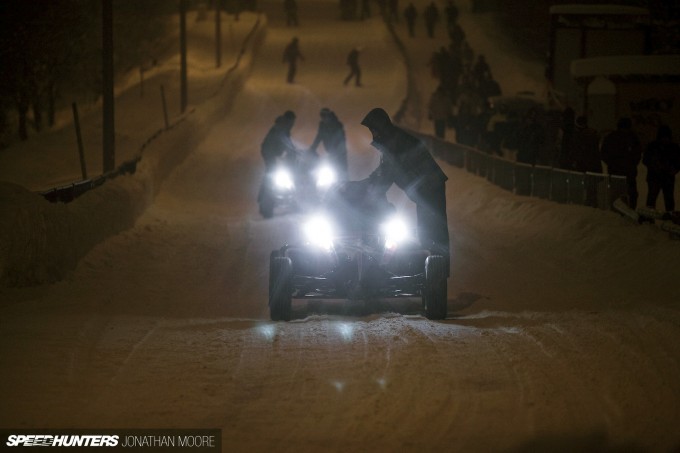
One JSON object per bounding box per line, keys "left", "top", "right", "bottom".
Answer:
{"left": 320, "top": 107, "right": 332, "bottom": 121}
{"left": 276, "top": 110, "right": 296, "bottom": 130}
{"left": 617, "top": 117, "right": 632, "bottom": 130}
{"left": 575, "top": 115, "right": 588, "bottom": 128}
{"left": 361, "top": 107, "right": 394, "bottom": 142}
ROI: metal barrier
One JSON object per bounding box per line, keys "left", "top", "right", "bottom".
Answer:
{"left": 409, "top": 128, "right": 623, "bottom": 212}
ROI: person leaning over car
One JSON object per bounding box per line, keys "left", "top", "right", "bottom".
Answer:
{"left": 346, "top": 107, "right": 450, "bottom": 274}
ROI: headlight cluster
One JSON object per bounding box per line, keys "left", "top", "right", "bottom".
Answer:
{"left": 314, "top": 165, "right": 336, "bottom": 189}
{"left": 303, "top": 215, "right": 335, "bottom": 250}
{"left": 273, "top": 168, "right": 294, "bottom": 191}
{"left": 381, "top": 216, "right": 410, "bottom": 250}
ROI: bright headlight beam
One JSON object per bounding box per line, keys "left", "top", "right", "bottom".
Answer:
{"left": 273, "top": 169, "right": 294, "bottom": 190}
{"left": 382, "top": 216, "right": 409, "bottom": 250}
{"left": 303, "top": 215, "right": 334, "bottom": 250}
{"left": 315, "top": 165, "right": 336, "bottom": 188}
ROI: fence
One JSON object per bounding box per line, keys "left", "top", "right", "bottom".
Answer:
{"left": 414, "top": 132, "right": 628, "bottom": 212}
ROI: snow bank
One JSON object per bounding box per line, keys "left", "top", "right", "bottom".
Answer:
{"left": 0, "top": 16, "right": 266, "bottom": 288}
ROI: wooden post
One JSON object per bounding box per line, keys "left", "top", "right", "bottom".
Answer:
{"left": 160, "top": 85, "right": 169, "bottom": 130}
{"left": 215, "top": 2, "right": 222, "bottom": 69}
{"left": 180, "top": 0, "right": 188, "bottom": 114}
{"left": 72, "top": 102, "right": 88, "bottom": 180}
{"left": 102, "top": 0, "right": 115, "bottom": 173}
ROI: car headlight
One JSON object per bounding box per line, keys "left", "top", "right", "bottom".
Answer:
{"left": 273, "top": 168, "right": 294, "bottom": 191}
{"left": 303, "top": 215, "right": 334, "bottom": 250}
{"left": 381, "top": 215, "right": 410, "bottom": 250}
{"left": 315, "top": 165, "right": 336, "bottom": 189}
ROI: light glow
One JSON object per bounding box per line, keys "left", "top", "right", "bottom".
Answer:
{"left": 303, "top": 214, "right": 335, "bottom": 250}
{"left": 381, "top": 215, "right": 410, "bottom": 250}
{"left": 273, "top": 168, "right": 294, "bottom": 191}
{"left": 315, "top": 165, "right": 337, "bottom": 189}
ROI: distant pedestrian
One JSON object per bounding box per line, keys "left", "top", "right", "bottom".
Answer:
{"left": 282, "top": 37, "right": 304, "bottom": 83}
{"left": 343, "top": 47, "right": 362, "bottom": 87}
{"left": 309, "top": 108, "right": 349, "bottom": 180}
{"left": 516, "top": 108, "right": 545, "bottom": 166}
{"left": 557, "top": 107, "right": 576, "bottom": 170}
{"left": 444, "top": 0, "right": 459, "bottom": 27}
{"left": 360, "top": 0, "right": 371, "bottom": 19}
{"left": 423, "top": 1, "right": 439, "bottom": 38}
{"left": 643, "top": 124, "right": 680, "bottom": 213}
{"left": 284, "top": 0, "right": 299, "bottom": 26}
{"left": 600, "top": 117, "right": 642, "bottom": 209}
{"left": 428, "top": 85, "right": 452, "bottom": 139}
{"left": 404, "top": 3, "right": 417, "bottom": 37}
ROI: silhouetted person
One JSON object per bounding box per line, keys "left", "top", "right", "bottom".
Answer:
{"left": 309, "top": 108, "right": 349, "bottom": 180}
{"left": 444, "top": 0, "right": 459, "bottom": 27}
{"left": 284, "top": 0, "right": 299, "bottom": 26}
{"left": 572, "top": 115, "right": 602, "bottom": 173}
{"left": 282, "top": 37, "right": 304, "bottom": 83}
{"left": 428, "top": 85, "right": 452, "bottom": 139}
{"left": 343, "top": 47, "right": 362, "bottom": 87}
{"left": 600, "top": 117, "right": 642, "bottom": 209}
{"left": 423, "top": 1, "right": 439, "bottom": 38}
{"left": 348, "top": 108, "right": 450, "bottom": 272}
{"left": 643, "top": 124, "right": 680, "bottom": 214}
{"left": 572, "top": 115, "right": 602, "bottom": 207}
{"left": 557, "top": 107, "right": 576, "bottom": 170}
{"left": 360, "top": 0, "right": 371, "bottom": 19}
{"left": 261, "top": 111, "right": 297, "bottom": 173}
{"left": 516, "top": 108, "right": 545, "bottom": 166}
{"left": 404, "top": 3, "right": 417, "bottom": 37}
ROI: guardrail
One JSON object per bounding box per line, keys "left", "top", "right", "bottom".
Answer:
{"left": 415, "top": 131, "right": 628, "bottom": 212}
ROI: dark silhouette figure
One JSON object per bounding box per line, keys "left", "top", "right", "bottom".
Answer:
{"left": 309, "top": 108, "right": 349, "bottom": 180}
{"left": 444, "top": 0, "right": 459, "bottom": 27}
{"left": 600, "top": 117, "right": 642, "bottom": 209}
{"left": 428, "top": 85, "right": 452, "bottom": 139}
{"left": 284, "top": 0, "right": 299, "bottom": 26}
{"left": 261, "top": 111, "right": 297, "bottom": 172}
{"left": 344, "top": 47, "right": 362, "bottom": 87}
{"left": 282, "top": 37, "right": 304, "bottom": 83}
{"left": 557, "top": 107, "right": 576, "bottom": 169}
{"left": 572, "top": 115, "right": 602, "bottom": 173}
{"left": 643, "top": 125, "right": 680, "bottom": 213}
{"left": 404, "top": 3, "right": 417, "bottom": 37}
{"left": 360, "top": 0, "right": 371, "bottom": 19}
{"left": 516, "top": 108, "right": 546, "bottom": 166}
{"left": 423, "top": 1, "right": 439, "bottom": 38}
{"left": 350, "top": 108, "right": 450, "bottom": 272}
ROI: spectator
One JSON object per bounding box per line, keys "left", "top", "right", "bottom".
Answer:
{"left": 282, "top": 37, "right": 304, "bottom": 84}
{"left": 360, "top": 0, "right": 371, "bottom": 19}
{"left": 428, "top": 85, "right": 453, "bottom": 139}
{"left": 445, "top": 0, "right": 459, "bottom": 27}
{"left": 260, "top": 111, "right": 297, "bottom": 173}
{"left": 572, "top": 115, "right": 602, "bottom": 173}
{"left": 404, "top": 3, "right": 417, "bottom": 37}
{"left": 600, "top": 117, "right": 642, "bottom": 209}
{"left": 284, "top": 0, "right": 299, "bottom": 26}
{"left": 423, "top": 1, "right": 439, "bottom": 38}
{"left": 516, "top": 108, "right": 545, "bottom": 165}
{"left": 309, "top": 108, "right": 349, "bottom": 180}
{"left": 643, "top": 124, "right": 680, "bottom": 214}
{"left": 343, "top": 47, "right": 362, "bottom": 87}
{"left": 557, "top": 107, "right": 576, "bottom": 170}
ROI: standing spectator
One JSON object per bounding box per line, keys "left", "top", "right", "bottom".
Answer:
{"left": 516, "top": 108, "right": 545, "bottom": 165}
{"left": 309, "top": 108, "right": 349, "bottom": 180}
{"left": 423, "top": 1, "right": 439, "bottom": 38}
{"left": 557, "top": 107, "right": 576, "bottom": 169}
{"left": 282, "top": 37, "right": 304, "bottom": 84}
{"left": 404, "top": 3, "right": 417, "bottom": 37}
{"left": 261, "top": 111, "right": 297, "bottom": 173}
{"left": 600, "top": 117, "right": 642, "bottom": 209}
{"left": 572, "top": 115, "right": 602, "bottom": 173}
{"left": 343, "top": 47, "right": 362, "bottom": 87}
{"left": 444, "top": 0, "right": 459, "bottom": 27}
{"left": 643, "top": 125, "right": 680, "bottom": 214}
{"left": 360, "top": 0, "right": 371, "bottom": 19}
{"left": 472, "top": 54, "right": 491, "bottom": 84}
{"left": 284, "top": 0, "right": 299, "bottom": 26}
{"left": 572, "top": 115, "right": 602, "bottom": 206}
{"left": 428, "top": 85, "right": 453, "bottom": 139}
{"left": 388, "top": 0, "right": 399, "bottom": 22}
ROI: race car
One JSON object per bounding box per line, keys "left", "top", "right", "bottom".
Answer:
{"left": 268, "top": 185, "right": 448, "bottom": 321}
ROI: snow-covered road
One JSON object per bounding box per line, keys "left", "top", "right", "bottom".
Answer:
{"left": 2, "top": 1, "right": 680, "bottom": 451}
